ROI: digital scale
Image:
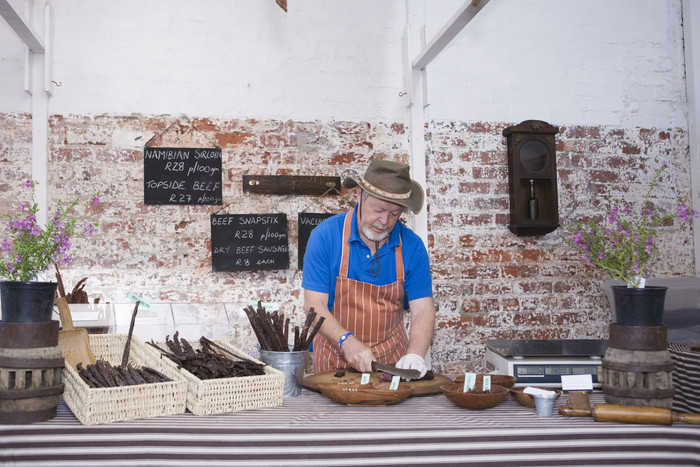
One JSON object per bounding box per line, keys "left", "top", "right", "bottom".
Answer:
{"left": 484, "top": 339, "right": 608, "bottom": 388}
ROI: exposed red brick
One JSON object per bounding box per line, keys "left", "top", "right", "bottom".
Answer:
{"left": 589, "top": 169, "right": 620, "bottom": 183}
{"left": 216, "top": 132, "right": 255, "bottom": 147}
{"left": 472, "top": 166, "right": 508, "bottom": 180}
{"left": 329, "top": 152, "right": 363, "bottom": 165}
{"left": 622, "top": 142, "right": 641, "bottom": 155}
{"left": 513, "top": 313, "right": 551, "bottom": 325}
{"left": 390, "top": 123, "right": 406, "bottom": 134}
{"left": 459, "top": 181, "right": 490, "bottom": 195}
{"left": 457, "top": 213, "right": 493, "bottom": 226}
{"left": 501, "top": 264, "right": 538, "bottom": 278}
{"left": 459, "top": 234, "right": 476, "bottom": 249}
{"left": 472, "top": 249, "right": 513, "bottom": 263}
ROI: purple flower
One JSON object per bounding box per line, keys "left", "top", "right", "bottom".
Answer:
{"left": 608, "top": 209, "right": 618, "bottom": 224}
{"left": 91, "top": 194, "right": 100, "bottom": 206}
{"left": 677, "top": 203, "right": 700, "bottom": 221}
{"left": 83, "top": 223, "right": 95, "bottom": 237}
{"left": 645, "top": 236, "right": 654, "bottom": 254}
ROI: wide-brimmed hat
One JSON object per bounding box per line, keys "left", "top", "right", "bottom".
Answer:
{"left": 342, "top": 159, "right": 424, "bottom": 214}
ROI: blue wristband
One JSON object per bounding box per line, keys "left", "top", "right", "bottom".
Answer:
{"left": 339, "top": 332, "right": 354, "bottom": 350}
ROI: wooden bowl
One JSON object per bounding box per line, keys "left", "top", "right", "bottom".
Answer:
{"left": 454, "top": 374, "right": 517, "bottom": 389}
{"left": 509, "top": 386, "right": 562, "bottom": 408}
{"left": 317, "top": 382, "right": 414, "bottom": 407}
{"left": 441, "top": 382, "right": 509, "bottom": 410}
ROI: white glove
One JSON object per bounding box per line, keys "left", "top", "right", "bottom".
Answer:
{"left": 395, "top": 353, "right": 428, "bottom": 380}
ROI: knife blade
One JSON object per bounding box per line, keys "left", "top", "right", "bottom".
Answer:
{"left": 371, "top": 361, "right": 421, "bottom": 380}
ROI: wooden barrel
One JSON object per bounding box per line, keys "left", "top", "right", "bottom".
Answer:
{"left": 0, "top": 321, "right": 64, "bottom": 424}
{"left": 598, "top": 324, "right": 675, "bottom": 408}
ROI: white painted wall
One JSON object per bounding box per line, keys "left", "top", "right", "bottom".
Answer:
{"left": 423, "top": 0, "right": 687, "bottom": 128}
{"left": 0, "top": 0, "right": 689, "bottom": 128}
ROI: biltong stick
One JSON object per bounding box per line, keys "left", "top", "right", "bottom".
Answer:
{"left": 98, "top": 361, "right": 117, "bottom": 387}
{"left": 200, "top": 337, "right": 260, "bottom": 367}
{"left": 54, "top": 264, "right": 67, "bottom": 298}
{"left": 245, "top": 306, "right": 272, "bottom": 351}
{"left": 87, "top": 363, "right": 110, "bottom": 387}
{"left": 273, "top": 311, "right": 286, "bottom": 349}
{"left": 259, "top": 308, "right": 283, "bottom": 351}
{"left": 293, "top": 326, "right": 300, "bottom": 351}
{"left": 121, "top": 301, "right": 140, "bottom": 368}
{"left": 76, "top": 363, "right": 98, "bottom": 387}
{"left": 296, "top": 309, "right": 316, "bottom": 351}
{"left": 274, "top": 312, "right": 288, "bottom": 350}
{"left": 304, "top": 316, "right": 325, "bottom": 350}
{"left": 171, "top": 331, "right": 183, "bottom": 355}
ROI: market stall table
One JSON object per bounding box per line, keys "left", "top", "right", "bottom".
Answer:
{"left": 1, "top": 390, "right": 699, "bottom": 466}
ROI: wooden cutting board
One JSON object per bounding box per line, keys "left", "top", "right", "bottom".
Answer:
{"left": 303, "top": 370, "right": 453, "bottom": 396}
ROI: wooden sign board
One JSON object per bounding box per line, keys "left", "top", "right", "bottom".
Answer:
{"left": 211, "top": 214, "right": 289, "bottom": 272}
{"left": 297, "top": 213, "right": 333, "bottom": 269}
{"left": 144, "top": 147, "right": 222, "bottom": 205}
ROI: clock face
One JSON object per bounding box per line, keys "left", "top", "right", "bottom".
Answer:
{"left": 519, "top": 139, "right": 550, "bottom": 173}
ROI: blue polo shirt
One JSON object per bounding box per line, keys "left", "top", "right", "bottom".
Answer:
{"left": 301, "top": 207, "right": 433, "bottom": 312}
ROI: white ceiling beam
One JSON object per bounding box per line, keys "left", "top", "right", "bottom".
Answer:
{"left": 412, "top": 0, "right": 490, "bottom": 70}
{"left": 0, "top": 0, "right": 44, "bottom": 52}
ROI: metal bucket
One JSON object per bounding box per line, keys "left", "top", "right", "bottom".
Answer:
{"left": 259, "top": 350, "right": 306, "bottom": 398}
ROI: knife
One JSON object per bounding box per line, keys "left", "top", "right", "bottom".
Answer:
{"left": 371, "top": 361, "right": 421, "bottom": 380}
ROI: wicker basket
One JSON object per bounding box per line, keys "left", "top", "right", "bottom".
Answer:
{"left": 62, "top": 334, "right": 187, "bottom": 425}
{"left": 152, "top": 338, "right": 285, "bottom": 415}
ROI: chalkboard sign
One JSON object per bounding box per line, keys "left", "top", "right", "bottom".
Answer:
{"left": 211, "top": 214, "right": 289, "bottom": 272}
{"left": 144, "top": 147, "right": 222, "bottom": 205}
{"left": 298, "top": 212, "right": 334, "bottom": 269}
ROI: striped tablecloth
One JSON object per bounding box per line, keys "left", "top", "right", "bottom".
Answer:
{"left": 1, "top": 390, "right": 699, "bottom": 466}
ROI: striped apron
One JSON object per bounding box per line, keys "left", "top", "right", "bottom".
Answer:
{"left": 313, "top": 211, "right": 409, "bottom": 374}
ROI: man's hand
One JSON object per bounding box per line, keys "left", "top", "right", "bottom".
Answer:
{"left": 341, "top": 337, "right": 374, "bottom": 373}
{"left": 396, "top": 353, "right": 428, "bottom": 380}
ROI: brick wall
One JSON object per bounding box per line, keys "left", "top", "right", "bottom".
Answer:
{"left": 0, "top": 113, "right": 694, "bottom": 374}
{"left": 0, "top": 113, "right": 33, "bottom": 213}
{"left": 427, "top": 121, "right": 695, "bottom": 373}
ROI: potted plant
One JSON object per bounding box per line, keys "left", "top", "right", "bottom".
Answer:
{"left": 563, "top": 164, "right": 698, "bottom": 326}
{"left": 0, "top": 180, "right": 100, "bottom": 323}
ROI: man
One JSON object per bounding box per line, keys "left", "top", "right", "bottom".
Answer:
{"left": 302, "top": 159, "right": 435, "bottom": 379}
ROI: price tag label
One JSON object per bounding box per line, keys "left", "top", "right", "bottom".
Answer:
{"left": 360, "top": 373, "right": 370, "bottom": 385}
{"left": 389, "top": 375, "right": 400, "bottom": 390}
{"left": 561, "top": 374, "right": 593, "bottom": 391}
{"left": 463, "top": 372, "right": 476, "bottom": 393}
{"left": 126, "top": 292, "right": 152, "bottom": 310}
{"left": 482, "top": 375, "right": 491, "bottom": 393}
{"left": 247, "top": 300, "right": 279, "bottom": 311}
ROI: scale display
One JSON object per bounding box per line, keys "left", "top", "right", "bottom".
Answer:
{"left": 484, "top": 339, "right": 607, "bottom": 388}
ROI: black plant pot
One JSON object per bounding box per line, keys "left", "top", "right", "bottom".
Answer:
{"left": 611, "top": 285, "right": 667, "bottom": 326}
{"left": 0, "top": 281, "right": 58, "bottom": 323}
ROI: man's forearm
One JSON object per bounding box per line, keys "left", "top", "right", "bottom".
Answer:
{"left": 406, "top": 296, "right": 436, "bottom": 357}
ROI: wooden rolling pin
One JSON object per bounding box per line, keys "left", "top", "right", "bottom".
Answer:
{"left": 559, "top": 403, "right": 700, "bottom": 425}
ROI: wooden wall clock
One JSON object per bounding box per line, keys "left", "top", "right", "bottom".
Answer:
{"left": 502, "top": 120, "right": 560, "bottom": 236}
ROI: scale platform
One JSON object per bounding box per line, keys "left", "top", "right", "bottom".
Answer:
{"left": 484, "top": 339, "right": 608, "bottom": 388}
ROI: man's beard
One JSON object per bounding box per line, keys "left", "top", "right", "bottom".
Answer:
{"left": 362, "top": 225, "right": 390, "bottom": 242}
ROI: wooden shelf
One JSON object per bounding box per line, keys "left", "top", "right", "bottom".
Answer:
{"left": 242, "top": 175, "right": 341, "bottom": 196}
